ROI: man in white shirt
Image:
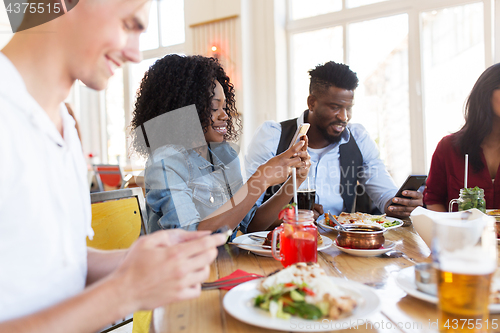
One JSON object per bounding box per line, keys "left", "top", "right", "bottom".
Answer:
{"left": 0, "top": 1, "right": 226, "bottom": 332}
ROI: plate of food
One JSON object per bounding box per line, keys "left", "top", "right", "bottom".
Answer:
{"left": 395, "top": 266, "right": 500, "bottom": 313}
{"left": 223, "top": 263, "right": 381, "bottom": 331}
{"left": 232, "top": 231, "right": 333, "bottom": 257}
{"left": 333, "top": 240, "right": 395, "bottom": 257}
{"left": 486, "top": 210, "right": 500, "bottom": 242}
{"left": 318, "top": 212, "right": 403, "bottom": 231}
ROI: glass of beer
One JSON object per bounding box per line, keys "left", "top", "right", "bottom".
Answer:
{"left": 432, "top": 213, "right": 497, "bottom": 332}
{"left": 297, "top": 174, "right": 317, "bottom": 211}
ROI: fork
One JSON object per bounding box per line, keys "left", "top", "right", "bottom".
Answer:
{"left": 201, "top": 274, "right": 262, "bottom": 290}
{"left": 248, "top": 234, "right": 266, "bottom": 242}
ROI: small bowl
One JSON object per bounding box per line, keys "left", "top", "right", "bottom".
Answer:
{"left": 336, "top": 224, "right": 385, "bottom": 249}
{"left": 414, "top": 263, "right": 437, "bottom": 296}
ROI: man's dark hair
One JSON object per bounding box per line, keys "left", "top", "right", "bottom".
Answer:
{"left": 130, "top": 54, "right": 241, "bottom": 158}
{"left": 309, "top": 61, "right": 359, "bottom": 96}
{"left": 454, "top": 63, "right": 500, "bottom": 172}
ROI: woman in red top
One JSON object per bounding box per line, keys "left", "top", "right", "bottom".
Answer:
{"left": 424, "top": 64, "right": 500, "bottom": 211}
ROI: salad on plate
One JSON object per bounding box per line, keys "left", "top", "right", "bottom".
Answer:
{"left": 254, "top": 263, "right": 357, "bottom": 320}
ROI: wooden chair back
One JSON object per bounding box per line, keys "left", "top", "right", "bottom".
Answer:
{"left": 87, "top": 188, "right": 148, "bottom": 250}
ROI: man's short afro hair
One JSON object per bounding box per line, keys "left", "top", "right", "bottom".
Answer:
{"left": 309, "top": 61, "right": 359, "bottom": 95}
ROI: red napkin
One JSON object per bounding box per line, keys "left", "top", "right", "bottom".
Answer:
{"left": 215, "top": 269, "right": 263, "bottom": 290}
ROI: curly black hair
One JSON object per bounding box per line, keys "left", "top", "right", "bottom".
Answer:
{"left": 130, "top": 54, "right": 241, "bottom": 157}
{"left": 309, "top": 61, "right": 359, "bottom": 96}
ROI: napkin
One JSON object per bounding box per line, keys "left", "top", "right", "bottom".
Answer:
{"left": 215, "top": 269, "right": 262, "bottom": 290}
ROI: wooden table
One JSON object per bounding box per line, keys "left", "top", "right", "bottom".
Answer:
{"left": 158, "top": 225, "right": 500, "bottom": 332}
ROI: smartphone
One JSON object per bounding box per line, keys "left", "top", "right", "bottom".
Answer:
{"left": 394, "top": 175, "right": 427, "bottom": 199}
{"left": 211, "top": 225, "right": 232, "bottom": 239}
{"left": 288, "top": 123, "right": 310, "bottom": 149}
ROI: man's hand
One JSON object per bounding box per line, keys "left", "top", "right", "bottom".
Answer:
{"left": 109, "top": 229, "right": 227, "bottom": 311}
{"left": 296, "top": 135, "right": 311, "bottom": 183}
{"left": 312, "top": 203, "right": 324, "bottom": 221}
{"left": 385, "top": 190, "right": 423, "bottom": 218}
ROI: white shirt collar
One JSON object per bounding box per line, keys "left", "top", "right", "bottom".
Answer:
{"left": 0, "top": 52, "right": 70, "bottom": 147}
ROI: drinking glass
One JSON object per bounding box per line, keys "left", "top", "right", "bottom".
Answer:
{"left": 448, "top": 187, "right": 486, "bottom": 213}
{"left": 297, "top": 174, "right": 317, "bottom": 211}
{"left": 432, "top": 211, "right": 497, "bottom": 332}
{"left": 271, "top": 210, "right": 317, "bottom": 267}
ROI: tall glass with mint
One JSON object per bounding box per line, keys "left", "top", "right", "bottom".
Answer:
{"left": 449, "top": 187, "right": 486, "bottom": 213}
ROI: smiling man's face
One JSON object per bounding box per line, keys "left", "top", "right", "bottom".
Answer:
{"left": 63, "top": 0, "right": 151, "bottom": 90}
{"left": 308, "top": 85, "right": 354, "bottom": 144}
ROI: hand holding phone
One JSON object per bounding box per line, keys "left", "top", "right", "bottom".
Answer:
{"left": 288, "top": 124, "right": 310, "bottom": 149}
{"left": 211, "top": 225, "right": 232, "bottom": 240}
{"left": 394, "top": 175, "right": 427, "bottom": 199}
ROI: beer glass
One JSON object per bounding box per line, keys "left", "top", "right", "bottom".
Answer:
{"left": 432, "top": 210, "right": 497, "bottom": 332}
{"left": 297, "top": 174, "right": 317, "bottom": 211}
{"left": 271, "top": 210, "right": 317, "bottom": 267}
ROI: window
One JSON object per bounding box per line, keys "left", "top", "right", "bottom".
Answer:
{"left": 104, "top": 0, "right": 185, "bottom": 167}
{"left": 289, "top": 0, "right": 341, "bottom": 20}
{"left": 287, "top": 0, "right": 492, "bottom": 184}
{"left": 348, "top": 14, "right": 410, "bottom": 184}
{"left": 346, "top": 0, "right": 388, "bottom": 8}
{"left": 290, "top": 27, "right": 343, "bottom": 116}
{"left": 105, "top": 69, "right": 126, "bottom": 165}
{"left": 421, "top": 3, "right": 484, "bottom": 168}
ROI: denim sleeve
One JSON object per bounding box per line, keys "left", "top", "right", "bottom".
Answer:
{"left": 350, "top": 124, "right": 398, "bottom": 213}
{"left": 145, "top": 148, "right": 200, "bottom": 231}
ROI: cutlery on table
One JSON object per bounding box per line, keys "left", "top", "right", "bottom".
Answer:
{"left": 227, "top": 242, "right": 271, "bottom": 249}
{"left": 201, "top": 274, "right": 262, "bottom": 290}
{"left": 380, "top": 250, "right": 417, "bottom": 264}
{"left": 328, "top": 211, "right": 347, "bottom": 231}
{"left": 248, "top": 234, "right": 266, "bottom": 242}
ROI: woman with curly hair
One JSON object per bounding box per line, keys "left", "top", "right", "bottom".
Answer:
{"left": 424, "top": 64, "right": 500, "bottom": 211}
{"left": 131, "top": 54, "right": 311, "bottom": 234}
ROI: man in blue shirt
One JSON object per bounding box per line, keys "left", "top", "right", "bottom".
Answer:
{"left": 245, "top": 61, "right": 423, "bottom": 219}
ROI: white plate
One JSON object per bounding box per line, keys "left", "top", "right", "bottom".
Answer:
{"left": 395, "top": 266, "right": 500, "bottom": 313}
{"left": 233, "top": 232, "right": 333, "bottom": 257}
{"left": 223, "top": 277, "right": 381, "bottom": 332}
{"left": 317, "top": 215, "right": 403, "bottom": 231}
{"left": 333, "top": 240, "right": 395, "bottom": 257}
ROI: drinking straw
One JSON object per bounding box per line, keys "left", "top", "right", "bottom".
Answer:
{"left": 464, "top": 154, "right": 469, "bottom": 189}
{"left": 292, "top": 168, "right": 298, "bottom": 219}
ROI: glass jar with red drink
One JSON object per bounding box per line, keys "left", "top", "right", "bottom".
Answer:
{"left": 271, "top": 209, "right": 317, "bottom": 267}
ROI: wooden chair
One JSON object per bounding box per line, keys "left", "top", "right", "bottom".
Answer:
{"left": 89, "top": 188, "right": 148, "bottom": 332}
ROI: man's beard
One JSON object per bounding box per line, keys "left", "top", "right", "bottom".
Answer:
{"left": 318, "top": 122, "right": 346, "bottom": 144}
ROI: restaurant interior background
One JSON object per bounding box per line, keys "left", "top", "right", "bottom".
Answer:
{"left": 1, "top": 0, "right": 499, "bottom": 187}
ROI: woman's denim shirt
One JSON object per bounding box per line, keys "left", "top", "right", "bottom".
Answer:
{"left": 145, "top": 142, "right": 257, "bottom": 237}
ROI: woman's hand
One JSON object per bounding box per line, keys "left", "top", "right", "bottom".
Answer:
{"left": 254, "top": 139, "right": 306, "bottom": 188}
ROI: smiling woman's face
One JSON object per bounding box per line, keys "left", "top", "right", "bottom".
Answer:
{"left": 204, "top": 80, "right": 229, "bottom": 143}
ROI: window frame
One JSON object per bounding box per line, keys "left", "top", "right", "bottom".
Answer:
{"left": 102, "top": 0, "right": 186, "bottom": 167}
{"left": 285, "top": 0, "right": 495, "bottom": 174}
